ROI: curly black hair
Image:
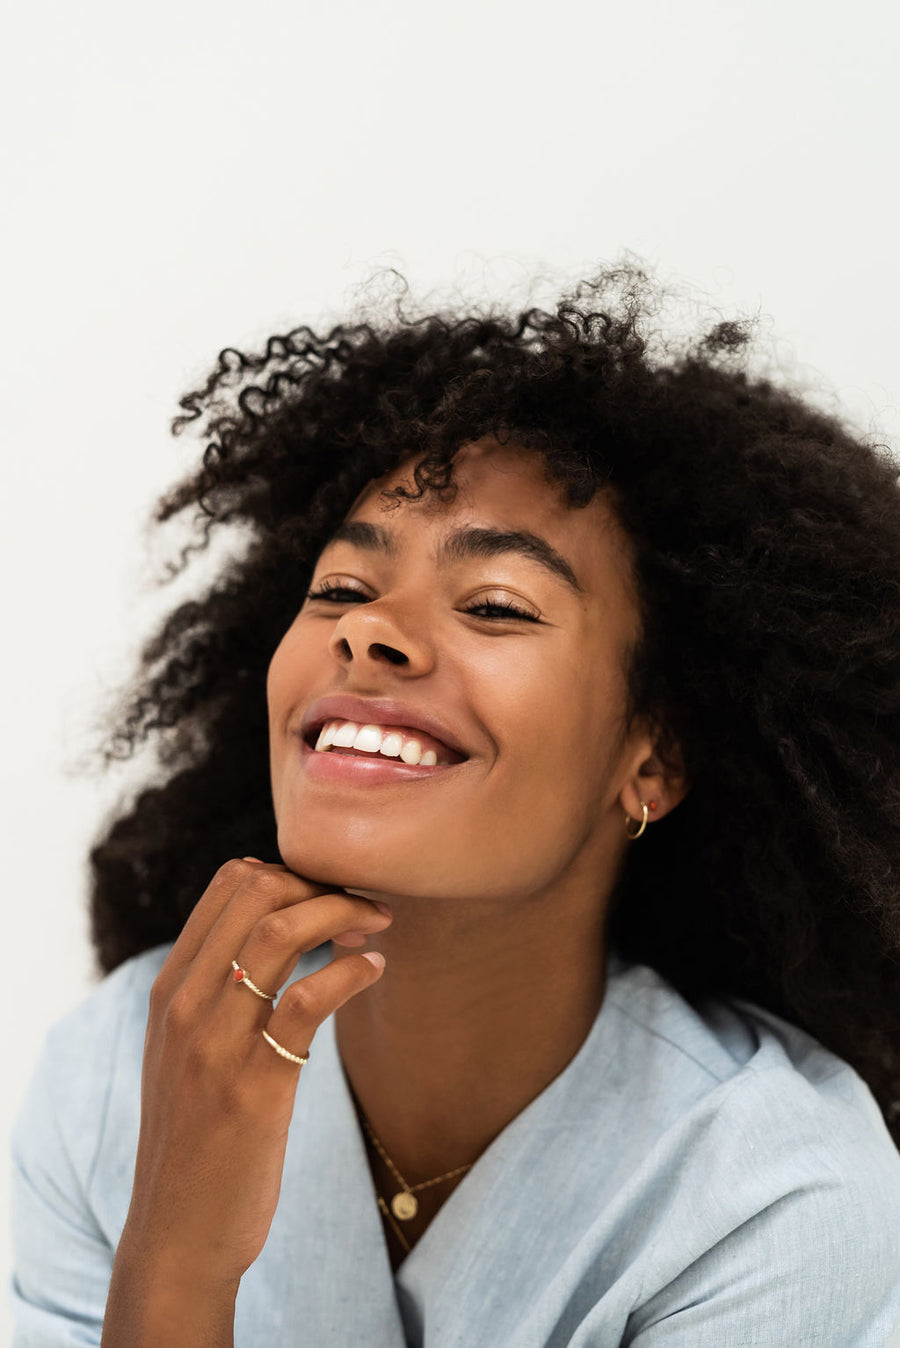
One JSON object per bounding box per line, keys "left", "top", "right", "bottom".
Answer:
{"left": 86, "top": 267, "right": 900, "bottom": 1148}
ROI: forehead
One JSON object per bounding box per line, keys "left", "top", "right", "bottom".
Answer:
{"left": 344, "top": 438, "right": 637, "bottom": 605}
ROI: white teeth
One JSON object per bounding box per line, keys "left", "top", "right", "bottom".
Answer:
{"left": 352, "top": 724, "right": 383, "bottom": 753}
{"left": 311, "top": 717, "right": 451, "bottom": 766}
{"left": 315, "top": 721, "right": 338, "bottom": 751}
{"left": 332, "top": 721, "right": 360, "bottom": 747}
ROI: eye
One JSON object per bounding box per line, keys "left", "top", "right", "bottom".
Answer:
{"left": 463, "top": 598, "right": 540, "bottom": 622}
{"left": 304, "top": 581, "right": 541, "bottom": 623}
{"left": 304, "top": 581, "right": 369, "bottom": 603}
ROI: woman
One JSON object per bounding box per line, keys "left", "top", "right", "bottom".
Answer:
{"left": 11, "top": 270, "right": 900, "bottom": 1346}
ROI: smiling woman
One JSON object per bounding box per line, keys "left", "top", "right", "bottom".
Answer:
{"left": 267, "top": 439, "right": 658, "bottom": 912}
{"left": 11, "top": 269, "right": 900, "bottom": 1346}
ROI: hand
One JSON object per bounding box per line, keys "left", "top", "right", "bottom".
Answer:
{"left": 114, "top": 858, "right": 391, "bottom": 1288}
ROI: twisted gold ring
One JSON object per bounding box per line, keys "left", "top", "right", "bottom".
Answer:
{"left": 231, "top": 960, "right": 277, "bottom": 1001}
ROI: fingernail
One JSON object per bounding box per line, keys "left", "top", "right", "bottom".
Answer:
{"left": 361, "top": 951, "right": 385, "bottom": 970}
{"left": 243, "top": 856, "right": 263, "bottom": 863}
{"left": 372, "top": 901, "right": 392, "bottom": 917}
{"left": 333, "top": 931, "right": 367, "bottom": 947}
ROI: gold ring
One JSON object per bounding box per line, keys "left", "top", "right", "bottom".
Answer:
{"left": 261, "top": 1028, "right": 310, "bottom": 1066}
{"left": 231, "top": 960, "right": 277, "bottom": 1001}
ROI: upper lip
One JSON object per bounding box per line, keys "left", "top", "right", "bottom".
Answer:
{"left": 299, "top": 694, "right": 471, "bottom": 761}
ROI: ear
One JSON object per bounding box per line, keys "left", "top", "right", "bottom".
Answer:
{"left": 618, "top": 733, "right": 690, "bottom": 830}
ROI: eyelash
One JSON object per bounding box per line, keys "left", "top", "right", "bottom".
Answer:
{"left": 304, "top": 582, "right": 540, "bottom": 623}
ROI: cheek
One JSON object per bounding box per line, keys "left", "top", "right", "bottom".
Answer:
{"left": 465, "top": 653, "right": 623, "bottom": 838}
{"left": 467, "top": 635, "right": 625, "bottom": 804}
{"left": 266, "top": 625, "right": 304, "bottom": 718}
{"left": 266, "top": 627, "right": 311, "bottom": 781}
{"left": 527, "top": 651, "right": 627, "bottom": 795}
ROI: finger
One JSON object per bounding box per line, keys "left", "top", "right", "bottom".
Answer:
{"left": 180, "top": 863, "right": 339, "bottom": 990}
{"left": 331, "top": 931, "right": 370, "bottom": 947}
{"left": 159, "top": 858, "right": 268, "bottom": 988}
{"left": 221, "top": 891, "right": 393, "bottom": 1025}
{"left": 254, "top": 951, "right": 386, "bottom": 1074}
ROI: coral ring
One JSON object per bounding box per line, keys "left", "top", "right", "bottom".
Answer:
{"left": 231, "top": 960, "right": 277, "bottom": 1001}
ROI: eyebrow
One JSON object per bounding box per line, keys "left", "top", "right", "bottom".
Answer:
{"left": 322, "top": 520, "right": 583, "bottom": 594}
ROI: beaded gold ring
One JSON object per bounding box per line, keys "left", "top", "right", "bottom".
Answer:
{"left": 261, "top": 1028, "right": 310, "bottom": 1066}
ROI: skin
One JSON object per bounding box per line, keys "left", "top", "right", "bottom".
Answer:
{"left": 102, "top": 438, "right": 687, "bottom": 1343}
{"left": 268, "top": 438, "right": 688, "bottom": 1264}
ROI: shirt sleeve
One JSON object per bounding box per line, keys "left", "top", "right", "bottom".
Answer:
{"left": 7, "top": 949, "right": 164, "bottom": 1348}
{"left": 10, "top": 1027, "right": 115, "bottom": 1347}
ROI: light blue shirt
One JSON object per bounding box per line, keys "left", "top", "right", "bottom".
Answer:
{"left": 10, "top": 942, "right": 900, "bottom": 1346}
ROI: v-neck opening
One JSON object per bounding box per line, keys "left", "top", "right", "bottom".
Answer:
{"left": 330, "top": 946, "right": 630, "bottom": 1289}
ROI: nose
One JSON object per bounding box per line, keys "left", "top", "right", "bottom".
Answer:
{"left": 327, "top": 600, "right": 436, "bottom": 674}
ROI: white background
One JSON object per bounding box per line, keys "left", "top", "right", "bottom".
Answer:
{"left": 2, "top": 0, "right": 898, "bottom": 1336}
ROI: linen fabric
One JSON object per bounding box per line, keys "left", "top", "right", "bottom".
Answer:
{"left": 10, "top": 942, "right": 900, "bottom": 1347}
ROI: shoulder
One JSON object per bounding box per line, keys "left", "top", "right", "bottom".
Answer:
{"left": 46, "top": 942, "right": 170, "bottom": 1051}
{"left": 598, "top": 956, "right": 900, "bottom": 1342}
{"left": 12, "top": 945, "right": 173, "bottom": 1235}
{"left": 10, "top": 945, "right": 176, "bottom": 1343}
{"left": 619, "top": 1060, "right": 900, "bottom": 1344}
{"left": 604, "top": 950, "right": 895, "bottom": 1147}
{"left": 31, "top": 943, "right": 171, "bottom": 1112}
{"left": 608, "top": 951, "right": 900, "bottom": 1178}
{"left": 604, "top": 949, "right": 856, "bottom": 1085}
{"left": 19, "top": 943, "right": 170, "bottom": 1094}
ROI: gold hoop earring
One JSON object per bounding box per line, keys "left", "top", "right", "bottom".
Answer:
{"left": 625, "top": 801, "right": 649, "bottom": 840}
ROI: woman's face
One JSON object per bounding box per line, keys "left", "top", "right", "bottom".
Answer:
{"left": 267, "top": 438, "right": 650, "bottom": 905}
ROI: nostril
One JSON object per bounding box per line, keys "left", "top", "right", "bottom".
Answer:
{"left": 370, "top": 643, "right": 407, "bottom": 666}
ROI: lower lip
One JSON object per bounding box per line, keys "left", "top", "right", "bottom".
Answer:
{"left": 298, "top": 735, "right": 465, "bottom": 784}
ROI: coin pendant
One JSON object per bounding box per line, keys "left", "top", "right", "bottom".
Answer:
{"left": 391, "top": 1190, "right": 418, "bottom": 1221}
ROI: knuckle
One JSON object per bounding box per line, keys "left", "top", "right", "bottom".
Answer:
{"left": 255, "top": 908, "right": 292, "bottom": 950}
{"left": 279, "top": 979, "right": 318, "bottom": 1020}
{"left": 212, "top": 858, "right": 255, "bottom": 889}
{"left": 148, "top": 971, "right": 170, "bottom": 1018}
{"left": 245, "top": 867, "right": 290, "bottom": 902}
{"left": 162, "top": 984, "right": 195, "bottom": 1035}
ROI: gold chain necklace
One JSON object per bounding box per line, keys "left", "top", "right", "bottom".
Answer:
{"left": 357, "top": 1107, "right": 474, "bottom": 1231}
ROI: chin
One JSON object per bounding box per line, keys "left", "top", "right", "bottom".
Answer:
{"left": 276, "top": 832, "right": 403, "bottom": 895}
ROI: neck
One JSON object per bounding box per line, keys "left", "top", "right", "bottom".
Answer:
{"left": 334, "top": 881, "right": 612, "bottom": 1184}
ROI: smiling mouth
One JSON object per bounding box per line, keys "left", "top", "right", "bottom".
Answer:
{"left": 303, "top": 717, "right": 468, "bottom": 767}
{"left": 298, "top": 735, "right": 464, "bottom": 784}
